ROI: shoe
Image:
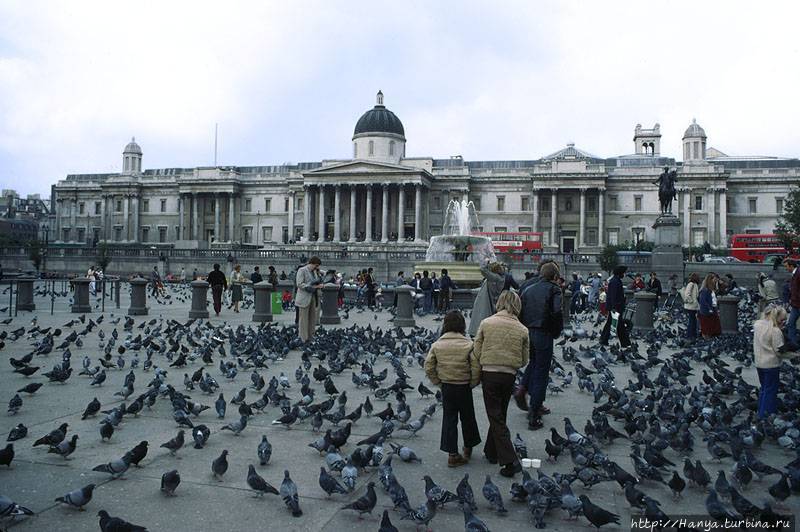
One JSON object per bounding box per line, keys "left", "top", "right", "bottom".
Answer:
{"left": 513, "top": 389, "right": 529, "bottom": 412}
{"left": 448, "top": 454, "right": 468, "bottom": 468}
{"left": 538, "top": 406, "right": 551, "bottom": 416}
{"left": 528, "top": 417, "right": 544, "bottom": 431}
{"left": 462, "top": 447, "right": 472, "bottom": 461}
{"left": 500, "top": 462, "right": 522, "bottom": 478}
{"left": 484, "top": 454, "right": 498, "bottom": 464}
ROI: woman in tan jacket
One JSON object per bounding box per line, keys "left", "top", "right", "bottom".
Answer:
{"left": 424, "top": 311, "right": 481, "bottom": 467}
{"left": 474, "top": 290, "right": 529, "bottom": 477}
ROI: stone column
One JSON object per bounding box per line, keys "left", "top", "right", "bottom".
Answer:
{"left": 319, "top": 283, "right": 341, "bottom": 324}
{"left": 252, "top": 281, "right": 274, "bottom": 323}
{"left": 132, "top": 195, "right": 139, "bottom": 243}
{"left": 55, "top": 199, "right": 62, "bottom": 242}
{"left": 719, "top": 188, "right": 727, "bottom": 247}
{"left": 349, "top": 185, "right": 357, "bottom": 242}
{"left": 718, "top": 295, "right": 739, "bottom": 334}
{"left": 98, "top": 194, "right": 105, "bottom": 242}
{"left": 332, "top": 186, "right": 341, "bottom": 242}
{"left": 632, "top": 291, "right": 657, "bottom": 331}
{"left": 317, "top": 185, "right": 326, "bottom": 242}
{"left": 193, "top": 194, "right": 200, "bottom": 240}
{"left": 16, "top": 277, "right": 35, "bottom": 311}
{"left": 393, "top": 286, "right": 416, "bottom": 327}
{"left": 683, "top": 188, "right": 691, "bottom": 246}
{"left": 598, "top": 189, "right": 605, "bottom": 246}
{"left": 532, "top": 189, "right": 539, "bottom": 233}
{"left": 381, "top": 184, "right": 389, "bottom": 242}
{"left": 178, "top": 195, "right": 184, "bottom": 240}
{"left": 123, "top": 195, "right": 129, "bottom": 242}
{"left": 414, "top": 184, "right": 422, "bottom": 241}
{"left": 365, "top": 185, "right": 373, "bottom": 242}
{"left": 189, "top": 280, "right": 210, "bottom": 319}
{"left": 128, "top": 277, "right": 148, "bottom": 315}
{"left": 228, "top": 194, "right": 235, "bottom": 243}
{"left": 579, "top": 187, "right": 587, "bottom": 248}
{"left": 707, "top": 187, "right": 716, "bottom": 246}
{"left": 287, "top": 191, "right": 295, "bottom": 243}
{"left": 302, "top": 186, "right": 311, "bottom": 242}
{"left": 70, "top": 199, "right": 77, "bottom": 240}
{"left": 397, "top": 184, "right": 405, "bottom": 241}
{"left": 214, "top": 196, "right": 221, "bottom": 241}
{"left": 71, "top": 278, "right": 92, "bottom": 313}
{"left": 550, "top": 189, "right": 557, "bottom": 247}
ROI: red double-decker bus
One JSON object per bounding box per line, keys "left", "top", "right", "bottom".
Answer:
{"left": 472, "top": 231, "right": 544, "bottom": 253}
{"left": 729, "top": 233, "right": 793, "bottom": 263}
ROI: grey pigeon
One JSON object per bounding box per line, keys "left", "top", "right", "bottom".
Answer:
{"left": 92, "top": 455, "right": 130, "bottom": 479}
{"left": 247, "top": 464, "right": 279, "bottom": 497}
{"left": 212, "top": 450, "right": 229, "bottom": 481}
{"left": 280, "top": 470, "right": 303, "bottom": 517}
{"left": 0, "top": 444, "right": 13, "bottom": 468}
{"left": 55, "top": 484, "right": 96, "bottom": 509}
{"left": 401, "top": 499, "right": 437, "bottom": 528}
{"left": 319, "top": 467, "right": 349, "bottom": 497}
{"left": 456, "top": 473, "right": 477, "bottom": 511}
{"left": 461, "top": 503, "right": 490, "bottom": 532}
{"left": 48, "top": 434, "right": 78, "bottom": 459}
{"left": 389, "top": 442, "right": 422, "bottom": 463}
{"left": 378, "top": 509, "right": 399, "bottom": 532}
{"left": 97, "top": 509, "right": 148, "bottom": 532}
{"left": 160, "top": 470, "right": 181, "bottom": 496}
{"left": 8, "top": 394, "right": 22, "bottom": 415}
{"left": 221, "top": 415, "right": 248, "bottom": 436}
{"left": 341, "top": 457, "right": 358, "bottom": 491}
{"left": 340, "top": 481, "right": 377, "bottom": 517}
{"left": 7, "top": 423, "right": 27, "bottom": 442}
{"left": 257, "top": 435, "right": 272, "bottom": 465}
{"left": 160, "top": 430, "right": 185, "bottom": 456}
{"left": 215, "top": 393, "right": 226, "bottom": 418}
{"left": 0, "top": 494, "right": 34, "bottom": 518}
{"left": 482, "top": 475, "right": 507, "bottom": 514}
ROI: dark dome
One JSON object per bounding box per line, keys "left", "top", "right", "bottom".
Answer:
{"left": 353, "top": 91, "right": 405, "bottom": 137}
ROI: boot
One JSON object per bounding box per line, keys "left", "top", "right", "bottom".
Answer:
{"left": 513, "top": 387, "right": 529, "bottom": 412}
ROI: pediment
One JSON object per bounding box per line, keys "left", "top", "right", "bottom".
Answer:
{"left": 304, "top": 159, "right": 422, "bottom": 175}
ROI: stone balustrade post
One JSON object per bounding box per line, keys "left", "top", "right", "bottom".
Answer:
{"left": 393, "top": 286, "right": 416, "bottom": 327}
{"left": 632, "top": 291, "right": 657, "bottom": 331}
{"left": 252, "top": 281, "right": 274, "bottom": 323}
{"left": 320, "top": 283, "right": 341, "bottom": 324}
{"left": 128, "top": 277, "right": 149, "bottom": 315}
{"left": 16, "top": 277, "right": 36, "bottom": 311}
{"left": 718, "top": 295, "right": 740, "bottom": 334}
{"left": 189, "top": 280, "right": 210, "bottom": 319}
{"left": 71, "top": 277, "right": 92, "bottom": 313}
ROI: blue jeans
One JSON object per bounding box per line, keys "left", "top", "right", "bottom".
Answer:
{"left": 757, "top": 367, "right": 780, "bottom": 418}
{"left": 522, "top": 328, "right": 554, "bottom": 416}
{"left": 788, "top": 306, "right": 800, "bottom": 346}
{"left": 685, "top": 310, "right": 698, "bottom": 340}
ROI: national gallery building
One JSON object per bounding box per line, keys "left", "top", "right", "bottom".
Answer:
{"left": 52, "top": 91, "right": 800, "bottom": 252}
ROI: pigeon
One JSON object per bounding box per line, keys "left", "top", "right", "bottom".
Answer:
{"left": 378, "top": 509, "right": 399, "bottom": 532}
{"left": 160, "top": 470, "right": 181, "bottom": 496}
{"left": 97, "top": 509, "right": 148, "bottom": 531}
{"left": 461, "top": 503, "right": 490, "bottom": 532}
{"left": 7, "top": 423, "right": 27, "bottom": 442}
{"left": 257, "top": 435, "right": 272, "bottom": 465}
{"left": 668, "top": 471, "right": 686, "bottom": 499}
{"left": 319, "top": 467, "right": 349, "bottom": 497}
{"left": 160, "top": 430, "right": 185, "bottom": 456}
{"left": 33, "top": 423, "right": 68, "bottom": 447}
{"left": 340, "top": 481, "right": 377, "bottom": 517}
{"left": 247, "top": 464, "right": 279, "bottom": 497}
{"left": 418, "top": 381, "right": 434, "bottom": 398}
{"left": 0, "top": 494, "right": 34, "bottom": 518}
{"left": 513, "top": 433, "right": 528, "bottom": 459}
{"left": 389, "top": 442, "right": 422, "bottom": 463}
{"left": 82, "top": 397, "right": 102, "bottom": 420}
{"left": 48, "top": 434, "right": 78, "bottom": 459}
{"left": 192, "top": 425, "right": 211, "bottom": 449}
{"left": 215, "top": 393, "right": 226, "bottom": 418}
{"left": 456, "top": 473, "right": 478, "bottom": 512}
{"left": 55, "top": 484, "right": 96, "bottom": 510}
{"left": 482, "top": 475, "right": 507, "bottom": 513}
{"left": 280, "top": 470, "right": 303, "bottom": 517}
{"left": 579, "top": 494, "right": 620, "bottom": 529}
{"left": 705, "top": 489, "right": 738, "bottom": 520}
{"left": 401, "top": 499, "right": 437, "bottom": 528}
{"left": 424, "top": 475, "right": 458, "bottom": 507}
{"left": 545, "top": 438, "right": 562, "bottom": 462}
{"left": 100, "top": 422, "right": 114, "bottom": 442}
{"left": 221, "top": 415, "right": 248, "bottom": 436}
{"left": 16, "top": 382, "right": 43, "bottom": 395}
{"left": 126, "top": 441, "right": 149, "bottom": 468}
{"left": 0, "top": 444, "right": 13, "bottom": 467}
{"left": 92, "top": 455, "right": 131, "bottom": 479}
{"left": 212, "top": 450, "right": 229, "bottom": 481}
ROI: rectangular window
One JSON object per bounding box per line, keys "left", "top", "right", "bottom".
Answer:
{"left": 727, "top": 197, "right": 733, "bottom": 213}
{"left": 265, "top": 198, "right": 271, "bottom": 212}
{"left": 588, "top": 197, "right": 597, "bottom": 212}
{"left": 632, "top": 227, "right": 644, "bottom": 243}
{"left": 749, "top": 197, "right": 758, "bottom": 214}
{"left": 587, "top": 229, "right": 597, "bottom": 245}
{"left": 776, "top": 197, "right": 784, "bottom": 213}
{"left": 433, "top": 196, "right": 441, "bottom": 210}
{"left": 142, "top": 199, "right": 149, "bottom": 213}
{"left": 79, "top": 202, "right": 85, "bottom": 215}
{"left": 158, "top": 227, "right": 166, "bottom": 242}
{"left": 521, "top": 196, "right": 530, "bottom": 211}
{"left": 564, "top": 196, "right": 573, "bottom": 211}
{"left": 297, "top": 197, "right": 304, "bottom": 210}
{"left": 405, "top": 195, "right": 413, "bottom": 209}
{"left": 494, "top": 226, "right": 507, "bottom": 232}
{"left": 284, "top": 198, "right": 289, "bottom": 212}
{"left": 160, "top": 199, "right": 166, "bottom": 213}
{"left": 116, "top": 200, "right": 122, "bottom": 212}
{"left": 634, "top": 195, "right": 642, "bottom": 212}
{"left": 471, "top": 198, "right": 481, "bottom": 211}
{"left": 263, "top": 226, "right": 273, "bottom": 242}
{"left": 92, "top": 228, "right": 100, "bottom": 244}
{"left": 77, "top": 228, "right": 85, "bottom": 242}
{"left": 114, "top": 227, "right": 121, "bottom": 241}
{"left": 243, "top": 227, "right": 253, "bottom": 243}
{"left": 609, "top": 195, "right": 618, "bottom": 211}
{"left": 694, "top": 195, "right": 703, "bottom": 210}
{"left": 693, "top": 228, "right": 706, "bottom": 247}
{"left": 518, "top": 226, "right": 532, "bottom": 233}
{"left": 541, "top": 197, "right": 551, "bottom": 211}
{"left": 245, "top": 198, "right": 252, "bottom": 212}
{"left": 141, "top": 227, "right": 149, "bottom": 242}
{"left": 496, "top": 196, "right": 505, "bottom": 211}
{"left": 63, "top": 228, "right": 70, "bottom": 241}
{"left": 607, "top": 229, "right": 619, "bottom": 245}
{"left": 94, "top": 202, "right": 101, "bottom": 215}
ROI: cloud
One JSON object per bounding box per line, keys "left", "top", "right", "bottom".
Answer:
{"left": 0, "top": 0, "right": 798, "bottom": 196}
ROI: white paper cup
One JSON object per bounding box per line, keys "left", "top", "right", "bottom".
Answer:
{"left": 521, "top": 458, "right": 533, "bottom": 468}
{"left": 531, "top": 459, "right": 542, "bottom": 468}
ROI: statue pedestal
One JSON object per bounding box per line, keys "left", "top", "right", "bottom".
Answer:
{"left": 651, "top": 214, "right": 684, "bottom": 279}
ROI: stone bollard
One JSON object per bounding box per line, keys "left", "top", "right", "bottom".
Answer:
{"left": 189, "top": 280, "right": 210, "bottom": 319}
{"left": 632, "top": 291, "right": 657, "bottom": 331}
{"left": 320, "top": 283, "right": 341, "bottom": 325}
{"left": 252, "top": 281, "right": 274, "bottom": 323}
{"left": 563, "top": 289, "right": 572, "bottom": 320}
{"left": 718, "top": 295, "right": 740, "bottom": 334}
{"left": 127, "top": 277, "right": 149, "bottom": 315}
{"left": 71, "top": 277, "right": 92, "bottom": 313}
{"left": 16, "top": 277, "right": 36, "bottom": 311}
{"left": 393, "top": 286, "right": 416, "bottom": 328}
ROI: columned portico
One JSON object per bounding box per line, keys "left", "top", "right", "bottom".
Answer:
{"left": 287, "top": 191, "right": 295, "bottom": 243}
{"left": 719, "top": 188, "right": 727, "bottom": 247}
{"left": 348, "top": 186, "right": 357, "bottom": 242}
{"left": 214, "top": 197, "right": 221, "bottom": 241}
{"left": 414, "top": 183, "right": 422, "bottom": 241}
{"left": 228, "top": 194, "right": 235, "bottom": 242}
{"left": 301, "top": 186, "right": 311, "bottom": 243}
{"left": 178, "top": 195, "right": 184, "bottom": 240}
{"left": 193, "top": 194, "right": 200, "bottom": 240}
{"left": 381, "top": 184, "right": 389, "bottom": 242}
{"left": 123, "top": 195, "right": 129, "bottom": 242}
{"left": 579, "top": 187, "right": 587, "bottom": 248}
{"left": 550, "top": 189, "right": 557, "bottom": 247}
{"left": 397, "top": 184, "right": 405, "bottom": 241}
{"left": 597, "top": 189, "right": 605, "bottom": 246}
{"left": 317, "top": 185, "right": 325, "bottom": 242}
{"left": 333, "top": 185, "right": 342, "bottom": 242}
{"left": 532, "top": 189, "right": 539, "bottom": 233}
{"left": 365, "top": 186, "right": 373, "bottom": 242}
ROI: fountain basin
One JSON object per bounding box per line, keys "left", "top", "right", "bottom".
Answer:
{"left": 412, "top": 261, "right": 484, "bottom": 288}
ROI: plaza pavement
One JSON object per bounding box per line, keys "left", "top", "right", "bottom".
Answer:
{"left": 0, "top": 283, "right": 797, "bottom": 531}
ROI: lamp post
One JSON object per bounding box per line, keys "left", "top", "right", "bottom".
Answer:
{"left": 41, "top": 224, "right": 49, "bottom": 277}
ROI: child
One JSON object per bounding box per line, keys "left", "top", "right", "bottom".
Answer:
{"left": 282, "top": 289, "right": 293, "bottom": 310}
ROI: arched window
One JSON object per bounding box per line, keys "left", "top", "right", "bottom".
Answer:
{"left": 389, "top": 140, "right": 395, "bottom": 156}
{"left": 368, "top": 140, "right": 374, "bottom": 156}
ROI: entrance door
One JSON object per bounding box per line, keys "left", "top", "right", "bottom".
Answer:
{"left": 561, "top": 237, "right": 575, "bottom": 253}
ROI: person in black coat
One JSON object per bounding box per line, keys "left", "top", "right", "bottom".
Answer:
{"left": 647, "top": 272, "right": 663, "bottom": 307}
{"left": 599, "top": 265, "right": 630, "bottom": 348}
{"left": 250, "top": 266, "right": 263, "bottom": 284}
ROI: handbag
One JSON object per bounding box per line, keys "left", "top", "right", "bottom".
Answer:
{"left": 610, "top": 311, "right": 620, "bottom": 338}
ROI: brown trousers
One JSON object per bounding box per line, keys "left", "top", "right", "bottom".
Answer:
{"left": 481, "top": 371, "right": 517, "bottom": 466}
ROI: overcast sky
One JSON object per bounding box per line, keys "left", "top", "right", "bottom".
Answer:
{"left": 1, "top": 1, "right": 798, "bottom": 197}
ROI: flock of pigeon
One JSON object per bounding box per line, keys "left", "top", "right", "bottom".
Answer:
{"left": 1, "top": 281, "right": 800, "bottom": 531}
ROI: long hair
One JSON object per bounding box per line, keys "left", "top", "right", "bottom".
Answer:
{"left": 763, "top": 303, "right": 787, "bottom": 328}
{"left": 701, "top": 273, "right": 717, "bottom": 292}
{"left": 688, "top": 272, "right": 701, "bottom": 285}
{"left": 495, "top": 290, "right": 522, "bottom": 317}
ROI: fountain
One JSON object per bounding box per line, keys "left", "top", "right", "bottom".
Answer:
{"left": 414, "top": 200, "right": 496, "bottom": 286}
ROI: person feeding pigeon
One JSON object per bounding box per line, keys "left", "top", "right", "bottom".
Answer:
{"left": 600, "top": 265, "right": 630, "bottom": 349}
{"left": 474, "top": 290, "right": 529, "bottom": 477}
{"left": 295, "top": 256, "right": 323, "bottom": 343}
{"left": 753, "top": 304, "right": 799, "bottom": 418}
{"left": 207, "top": 263, "right": 228, "bottom": 316}
{"left": 424, "top": 310, "right": 481, "bottom": 467}
{"left": 468, "top": 261, "right": 506, "bottom": 337}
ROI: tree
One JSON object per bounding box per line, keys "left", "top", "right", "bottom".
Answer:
{"left": 598, "top": 244, "right": 619, "bottom": 275}
{"left": 96, "top": 242, "right": 112, "bottom": 272}
{"left": 775, "top": 186, "right": 800, "bottom": 251}
{"left": 27, "top": 239, "right": 43, "bottom": 274}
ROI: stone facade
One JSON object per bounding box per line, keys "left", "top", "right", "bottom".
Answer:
{"left": 52, "top": 93, "right": 800, "bottom": 251}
